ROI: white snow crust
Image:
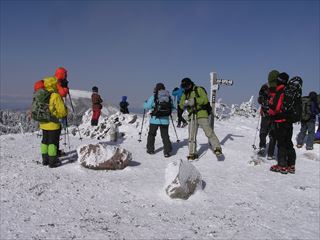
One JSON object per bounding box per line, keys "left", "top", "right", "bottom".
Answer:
{"left": 0, "top": 113, "right": 319, "bottom": 239}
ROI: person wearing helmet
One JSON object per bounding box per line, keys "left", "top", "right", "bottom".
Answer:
{"left": 91, "top": 86, "right": 103, "bottom": 126}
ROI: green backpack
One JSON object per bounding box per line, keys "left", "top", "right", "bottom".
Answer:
{"left": 301, "top": 96, "right": 312, "bottom": 122}
{"left": 31, "top": 88, "right": 55, "bottom": 122}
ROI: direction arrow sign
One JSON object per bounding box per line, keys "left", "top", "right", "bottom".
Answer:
{"left": 217, "top": 79, "right": 233, "bottom": 86}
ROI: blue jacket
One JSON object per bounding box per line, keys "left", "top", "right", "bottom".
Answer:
{"left": 172, "top": 87, "right": 184, "bottom": 104}
{"left": 143, "top": 95, "right": 170, "bottom": 125}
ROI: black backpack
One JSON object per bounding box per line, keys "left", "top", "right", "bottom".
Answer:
{"left": 151, "top": 90, "right": 172, "bottom": 118}
{"left": 282, "top": 76, "right": 303, "bottom": 123}
{"left": 194, "top": 86, "right": 212, "bottom": 115}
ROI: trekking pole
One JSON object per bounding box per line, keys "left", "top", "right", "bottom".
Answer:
{"left": 67, "top": 92, "right": 83, "bottom": 141}
{"left": 138, "top": 109, "right": 146, "bottom": 142}
{"left": 252, "top": 114, "right": 261, "bottom": 150}
{"left": 170, "top": 114, "right": 180, "bottom": 142}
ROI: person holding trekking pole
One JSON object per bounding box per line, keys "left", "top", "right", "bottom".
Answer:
{"left": 35, "top": 77, "right": 68, "bottom": 168}
{"left": 143, "top": 83, "right": 173, "bottom": 158}
{"left": 179, "top": 77, "right": 222, "bottom": 160}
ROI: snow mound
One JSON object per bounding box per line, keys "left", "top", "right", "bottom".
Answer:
{"left": 165, "top": 159, "right": 203, "bottom": 200}
{"left": 77, "top": 143, "right": 132, "bottom": 170}
{"left": 77, "top": 110, "right": 138, "bottom": 140}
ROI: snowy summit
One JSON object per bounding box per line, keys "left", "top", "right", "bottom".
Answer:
{"left": 0, "top": 108, "right": 319, "bottom": 239}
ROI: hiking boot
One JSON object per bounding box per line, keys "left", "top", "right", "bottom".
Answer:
{"left": 214, "top": 147, "right": 222, "bottom": 156}
{"left": 181, "top": 122, "right": 188, "bottom": 128}
{"left": 164, "top": 152, "right": 171, "bottom": 158}
{"left": 42, "top": 154, "right": 49, "bottom": 166}
{"left": 146, "top": 150, "right": 155, "bottom": 155}
{"left": 267, "top": 155, "right": 275, "bottom": 160}
{"left": 257, "top": 147, "right": 266, "bottom": 157}
{"left": 270, "top": 165, "right": 281, "bottom": 172}
{"left": 176, "top": 123, "right": 181, "bottom": 128}
{"left": 187, "top": 154, "right": 199, "bottom": 160}
{"left": 296, "top": 144, "right": 303, "bottom": 148}
{"left": 280, "top": 167, "right": 288, "bottom": 174}
{"left": 288, "top": 165, "right": 295, "bottom": 174}
{"left": 49, "top": 156, "right": 62, "bottom": 168}
{"left": 306, "top": 146, "right": 313, "bottom": 150}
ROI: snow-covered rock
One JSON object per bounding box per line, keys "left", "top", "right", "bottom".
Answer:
{"left": 78, "top": 110, "right": 138, "bottom": 140}
{"left": 165, "top": 159, "right": 203, "bottom": 200}
{"left": 77, "top": 143, "right": 132, "bottom": 170}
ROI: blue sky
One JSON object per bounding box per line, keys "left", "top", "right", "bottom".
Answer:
{"left": 0, "top": 0, "right": 319, "bottom": 110}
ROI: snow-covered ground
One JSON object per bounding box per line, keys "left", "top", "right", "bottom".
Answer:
{"left": 0, "top": 113, "right": 319, "bottom": 240}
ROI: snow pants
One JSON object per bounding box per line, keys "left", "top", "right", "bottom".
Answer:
{"left": 297, "top": 119, "right": 316, "bottom": 148}
{"left": 259, "top": 116, "right": 276, "bottom": 156}
{"left": 274, "top": 122, "right": 296, "bottom": 167}
{"left": 41, "top": 129, "right": 61, "bottom": 166}
{"left": 189, "top": 115, "right": 221, "bottom": 155}
{"left": 147, "top": 124, "right": 172, "bottom": 154}
{"left": 91, "top": 108, "right": 101, "bottom": 126}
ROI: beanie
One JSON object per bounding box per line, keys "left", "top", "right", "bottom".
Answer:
{"left": 55, "top": 67, "right": 67, "bottom": 80}
{"left": 181, "top": 77, "right": 193, "bottom": 88}
{"left": 309, "top": 91, "right": 318, "bottom": 101}
{"left": 267, "top": 70, "right": 279, "bottom": 88}
{"left": 154, "top": 83, "right": 165, "bottom": 92}
{"left": 92, "top": 86, "right": 98, "bottom": 92}
{"left": 122, "top": 96, "right": 127, "bottom": 101}
{"left": 277, "top": 72, "right": 289, "bottom": 85}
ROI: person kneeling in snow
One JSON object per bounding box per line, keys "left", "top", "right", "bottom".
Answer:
{"left": 39, "top": 77, "right": 68, "bottom": 168}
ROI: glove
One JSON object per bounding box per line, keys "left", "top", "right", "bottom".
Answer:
{"left": 60, "top": 118, "right": 68, "bottom": 129}
{"left": 60, "top": 79, "right": 69, "bottom": 88}
{"left": 184, "top": 98, "right": 195, "bottom": 107}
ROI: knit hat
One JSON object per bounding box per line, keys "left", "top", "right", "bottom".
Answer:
{"left": 277, "top": 72, "right": 289, "bottom": 85}
{"left": 122, "top": 96, "right": 127, "bottom": 101}
{"left": 267, "top": 70, "right": 279, "bottom": 88}
{"left": 92, "top": 86, "right": 98, "bottom": 92}
{"left": 180, "top": 77, "right": 193, "bottom": 89}
{"left": 154, "top": 83, "right": 165, "bottom": 93}
{"left": 55, "top": 67, "right": 67, "bottom": 80}
{"left": 309, "top": 91, "right": 318, "bottom": 101}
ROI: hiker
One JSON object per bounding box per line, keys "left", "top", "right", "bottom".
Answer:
{"left": 179, "top": 77, "right": 222, "bottom": 160}
{"left": 119, "top": 96, "right": 130, "bottom": 114}
{"left": 38, "top": 77, "right": 68, "bottom": 168}
{"left": 33, "top": 67, "right": 69, "bottom": 157}
{"left": 296, "top": 91, "right": 320, "bottom": 150}
{"left": 172, "top": 87, "right": 187, "bottom": 128}
{"left": 257, "top": 70, "right": 278, "bottom": 159}
{"left": 143, "top": 83, "right": 173, "bottom": 158}
{"left": 34, "top": 67, "right": 69, "bottom": 97}
{"left": 91, "top": 86, "right": 103, "bottom": 126}
{"left": 269, "top": 72, "right": 296, "bottom": 174}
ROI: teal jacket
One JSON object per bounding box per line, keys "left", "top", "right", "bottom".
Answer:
{"left": 179, "top": 85, "right": 209, "bottom": 119}
{"left": 143, "top": 95, "right": 171, "bottom": 125}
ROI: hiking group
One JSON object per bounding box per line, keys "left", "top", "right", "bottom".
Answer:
{"left": 32, "top": 67, "right": 319, "bottom": 171}
{"left": 257, "top": 70, "right": 320, "bottom": 174}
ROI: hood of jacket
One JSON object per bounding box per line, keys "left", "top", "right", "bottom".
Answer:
{"left": 43, "top": 77, "right": 58, "bottom": 93}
